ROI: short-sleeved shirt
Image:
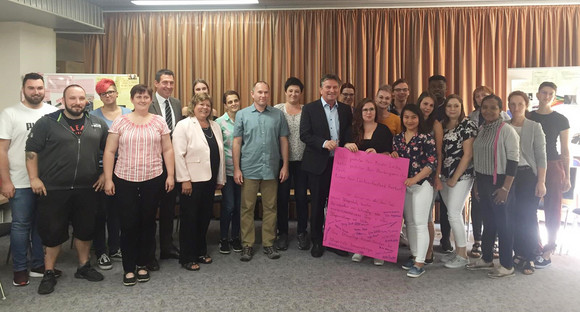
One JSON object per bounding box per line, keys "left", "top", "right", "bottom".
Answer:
{"left": 233, "top": 104, "right": 289, "bottom": 180}
{"left": 216, "top": 113, "right": 235, "bottom": 176}
{"left": 109, "top": 114, "right": 170, "bottom": 182}
{"left": 89, "top": 107, "right": 132, "bottom": 128}
{"left": 441, "top": 118, "right": 478, "bottom": 181}
{"left": 528, "top": 111, "right": 570, "bottom": 161}
{"left": 392, "top": 131, "right": 437, "bottom": 185}
{"left": 0, "top": 102, "right": 57, "bottom": 188}
{"left": 274, "top": 103, "right": 306, "bottom": 161}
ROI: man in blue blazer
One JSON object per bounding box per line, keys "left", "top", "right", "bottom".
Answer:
{"left": 300, "top": 74, "right": 353, "bottom": 258}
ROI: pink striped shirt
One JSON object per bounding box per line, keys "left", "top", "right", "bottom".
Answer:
{"left": 110, "top": 114, "right": 170, "bottom": 182}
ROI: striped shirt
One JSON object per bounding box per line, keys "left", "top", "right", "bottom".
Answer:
{"left": 109, "top": 114, "right": 170, "bottom": 182}
{"left": 473, "top": 118, "right": 519, "bottom": 176}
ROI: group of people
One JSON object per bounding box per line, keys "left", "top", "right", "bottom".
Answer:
{"left": 0, "top": 71, "right": 569, "bottom": 295}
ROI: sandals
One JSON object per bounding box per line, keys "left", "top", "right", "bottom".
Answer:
{"left": 136, "top": 266, "right": 150, "bottom": 282}
{"left": 522, "top": 260, "right": 535, "bottom": 275}
{"left": 182, "top": 262, "right": 200, "bottom": 271}
{"left": 197, "top": 255, "right": 213, "bottom": 264}
{"left": 470, "top": 242, "right": 482, "bottom": 258}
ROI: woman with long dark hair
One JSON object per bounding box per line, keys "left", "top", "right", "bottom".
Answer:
{"left": 345, "top": 98, "right": 393, "bottom": 266}
{"left": 438, "top": 95, "right": 477, "bottom": 268}
{"left": 416, "top": 92, "right": 444, "bottom": 262}
{"left": 391, "top": 104, "right": 437, "bottom": 278}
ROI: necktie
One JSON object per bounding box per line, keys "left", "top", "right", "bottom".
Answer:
{"left": 164, "top": 99, "right": 173, "bottom": 131}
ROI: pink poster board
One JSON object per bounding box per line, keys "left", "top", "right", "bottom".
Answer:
{"left": 323, "top": 147, "right": 409, "bottom": 263}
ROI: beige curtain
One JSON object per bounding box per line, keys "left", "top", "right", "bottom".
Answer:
{"left": 85, "top": 6, "right": 580, "bottom": 115}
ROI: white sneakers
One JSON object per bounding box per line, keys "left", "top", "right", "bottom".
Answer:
{"left": 444, "top": 255, "right": 469, "bottom": 268}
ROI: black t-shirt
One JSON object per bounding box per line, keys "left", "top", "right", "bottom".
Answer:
{"left": 358, "top": 123, "right": 394, "bottom": 153}
{"left": 528, "top": 110, "right": 570, "bottom": 161}
{"left": 63, "top": 114, "right": 85, "bottom": 136}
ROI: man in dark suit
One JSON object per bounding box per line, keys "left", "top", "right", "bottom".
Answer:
{"left": 300, "top": 74, "right": 353, "bottom": 258}
{"left": 148, "top": 69, "right": 182, "bottom": 268}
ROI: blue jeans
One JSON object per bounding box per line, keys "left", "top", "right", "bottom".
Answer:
{"left": 220, "top": 176, "right": 241, "bottom": 240}
{"left": 10, "top": 188, "right": 44, "bottom": 272}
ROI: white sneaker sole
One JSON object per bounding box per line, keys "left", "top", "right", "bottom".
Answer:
{"left": 29, "top": 271, "right": 44, "bottom": 278}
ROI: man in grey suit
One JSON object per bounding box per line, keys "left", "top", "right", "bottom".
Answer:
{"left": 148, "top": 69, "right": 182, "bottom": 269}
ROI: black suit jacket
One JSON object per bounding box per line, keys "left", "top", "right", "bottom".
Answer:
{"left": 148, "top": 94, "right": 182, "bottom": 128}
{"left": 300, "top": 99, "right": 353, "bottom": 175}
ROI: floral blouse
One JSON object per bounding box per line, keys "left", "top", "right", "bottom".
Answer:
{"left": 441, "top": 118, "right": 478, "bottom": 181}
{"left": 392, "top": 131, "right": 437, "bottom": 185}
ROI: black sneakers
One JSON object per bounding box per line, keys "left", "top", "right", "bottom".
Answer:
{"left": 219, "top": 239, "right": 231, "bottom": 254}
{"left": 231, "top": 238, "right": 243, "bottom": 253}
{"left": 38, "top": 270, "right": 57, "bottom": 295}
{"left": 74, "top": 262, "right": 104, "bottom": 282}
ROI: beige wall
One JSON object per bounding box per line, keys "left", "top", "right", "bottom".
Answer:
{"left": 0, "top": 22, "right": 56, "bottom": 112}
{"left": 0, "top": 22, "right": 55, "bottom": 220}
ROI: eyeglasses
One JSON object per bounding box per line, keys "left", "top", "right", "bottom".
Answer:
{"left": 362, "top": 108, "right": 375, "bottom": 112}
{"left": 393, "top": 88, "right": 409, "bottom": 93}
{"left": 99, "top": 90, "right": 117, "bottom": 97}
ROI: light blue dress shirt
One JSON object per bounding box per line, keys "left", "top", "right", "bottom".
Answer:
{"left": 321, "top": 97, "right": 340, "bottom": 156}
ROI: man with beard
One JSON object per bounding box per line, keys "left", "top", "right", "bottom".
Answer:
{"left": 25, "top": 84, "right": 109, "bottom": 295}
{"left": 0, "top": 73, "right": 58, "bottom": 287}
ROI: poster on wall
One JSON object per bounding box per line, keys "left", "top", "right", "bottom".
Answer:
{"left": 43, "top": 74, "right": 139, "bottom": 110}
{"left": 507, "top": 66, "right": 580, "bottom": 166}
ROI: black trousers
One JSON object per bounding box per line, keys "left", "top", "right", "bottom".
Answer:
{"left": 308, "top": 158, "right": 333, "bottom": 243}
{"left": 512, "top": 167, "right": 541, "bottom": 261}
{"left": 477, "top": 173, "right": 515, "bottom": 269}
{"left": 277, "top": 161, "right": 309, "bottom": 235}
{"left": 153, "top": 168, "right": 180, "bottom": 257}
{"left": 115, "top": 175, "right": 164, "bottom": 273}
{"left": 179, "top": 180, "right": 216, "bottom": 264}
{"left": 438, "top": 195, "right": 451, "bottom": 243}
{"left": 93, "top": 191, "right": 120, "bottom": 257}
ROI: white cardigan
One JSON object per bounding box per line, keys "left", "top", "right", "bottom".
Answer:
{"left": 173, "top": 116, "right": 226, "bottom": 185}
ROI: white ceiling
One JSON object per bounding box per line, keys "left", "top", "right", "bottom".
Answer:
{"left": 87, "top": 0, "right": 580, "bottom": 11}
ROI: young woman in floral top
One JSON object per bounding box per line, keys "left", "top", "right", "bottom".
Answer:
{"left": 438, "top": 95, "right": 478, "bottom": 269}
{"left": 391, "top": 104, "right": 437, "bottom": 278}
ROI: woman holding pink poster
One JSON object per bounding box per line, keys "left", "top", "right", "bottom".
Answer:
{"left": 344, "top": 98, "right": 393, "bottom": 266}
{"left": 390, "top": 104, "right": 437, "bottom": 278}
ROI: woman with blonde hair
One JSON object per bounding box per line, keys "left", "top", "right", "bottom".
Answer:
{"left": 173, "top": 93, "right": 225, "bottom": 271}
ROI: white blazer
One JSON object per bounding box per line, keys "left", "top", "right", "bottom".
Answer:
{"left": 173, "top": 116, "right": 226, "bottom": 185}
